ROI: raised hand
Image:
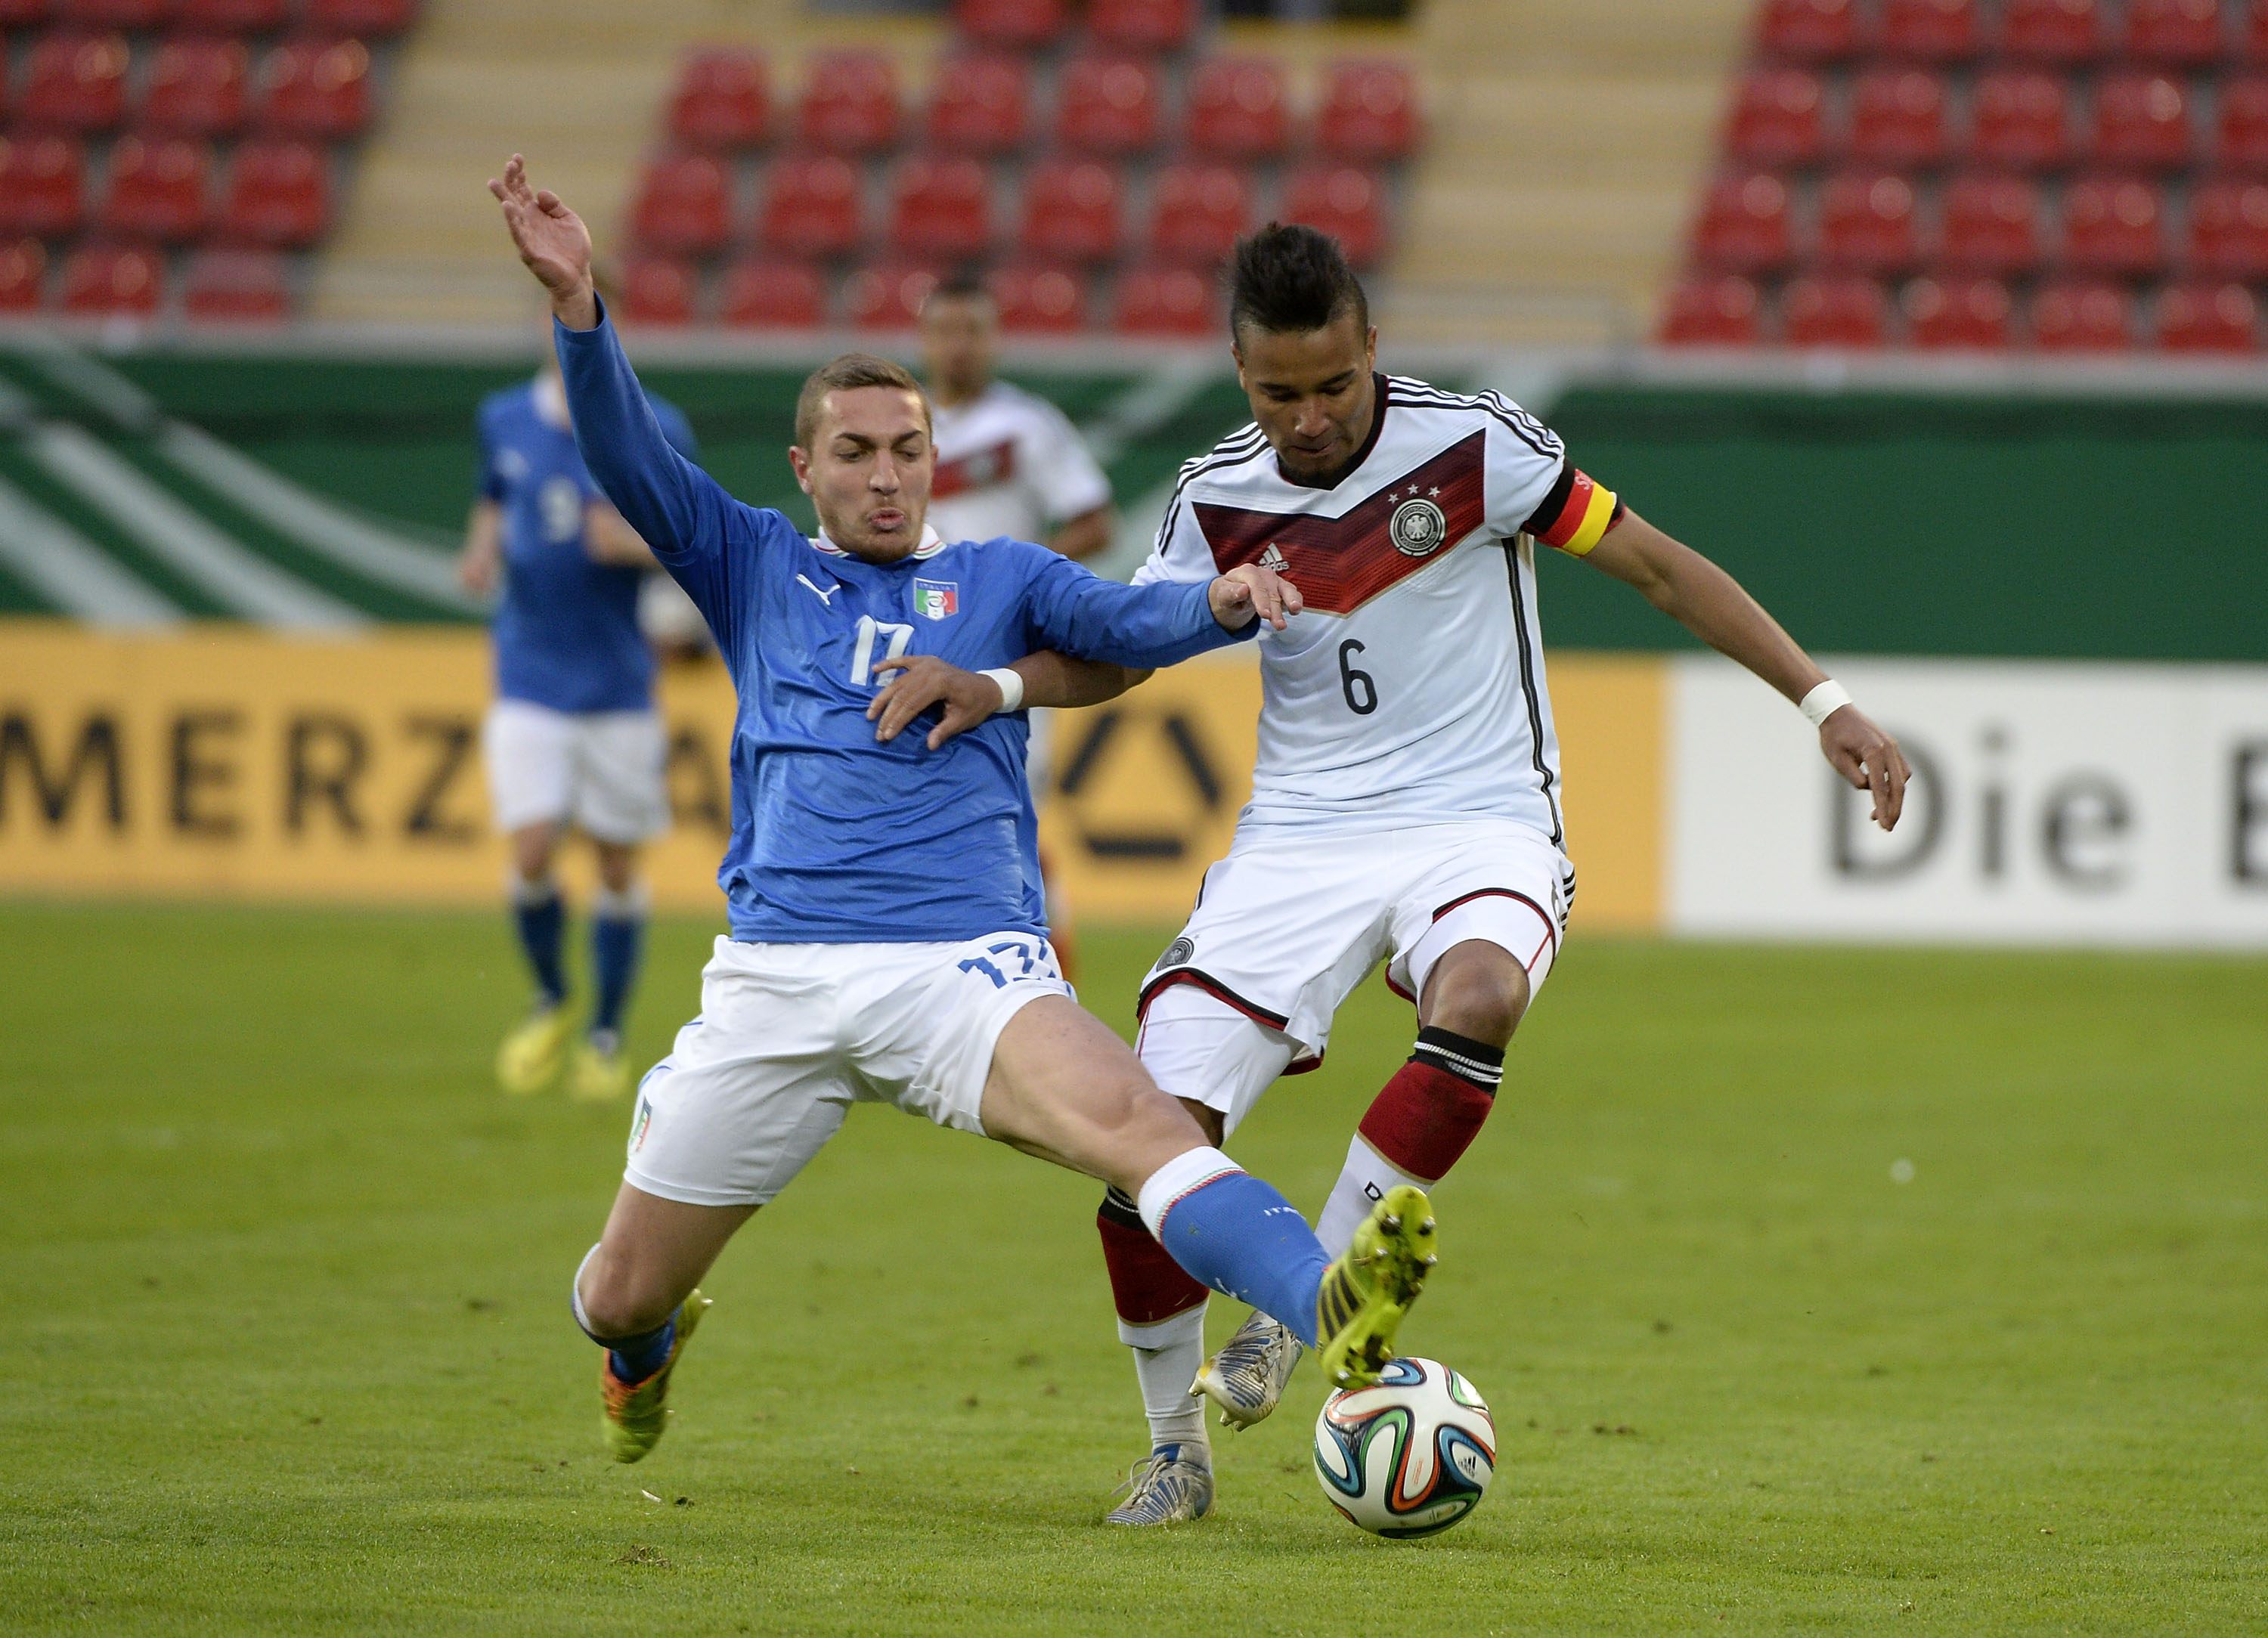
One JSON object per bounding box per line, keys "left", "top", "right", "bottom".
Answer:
{"left": 488, "top": 153, "right": 598, "bottom": 329}
{"left": 1209, "top": 562, "right": 1304, "bottom": 632}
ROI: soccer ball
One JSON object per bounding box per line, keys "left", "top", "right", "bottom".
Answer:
{"left": 1312, "top": 1358, "right": 1495, "bottom": 1538}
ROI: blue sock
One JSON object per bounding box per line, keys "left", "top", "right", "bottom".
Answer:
{"left": 1141, "top": 1151, "right": 1330, "bottom": 1350}
{"left": 590, "top": 906, "right": 644, "bottom": 1038}
{"left": 606, "top": 1314, "right": 677, "bottom": 1384}
{"left": 512, "top": 887, "right": 567, "bottom": 1006}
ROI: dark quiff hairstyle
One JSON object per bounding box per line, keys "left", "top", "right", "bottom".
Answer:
{"left": 793, "top": 353, "right": 931, "bottom": 448}
{"left": 1228, "top": 222, "right": 1370, "bottom": 341}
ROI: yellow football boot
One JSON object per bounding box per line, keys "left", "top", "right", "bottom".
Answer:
{"left": 601, "top": 1290, "right": 711, "bottom": 1463}
{"left": 1314, "top": 1185, "right": 1439, "bottom": 1390}
{"left": 496, "top": 1004, "right": 573, "bottom": 1095}
{"left": 569, "top": 1035, "right": 632, "bottom": 1104}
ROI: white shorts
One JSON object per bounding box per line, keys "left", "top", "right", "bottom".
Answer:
{"left": 1136, "top": 819, "right": 1572, "bottom": 1132}
{"left": 624, "top": 932, "right": 1074, "bottom": 1207}
{"left": 482, "top": 698, "right": 669, "bottom": 844}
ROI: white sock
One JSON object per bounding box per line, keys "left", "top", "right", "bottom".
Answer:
{"left": 1120, "top": 1303, "right": 1210, "bottom": 1457}
{"left": 1314, "top": 1132, "right": 1430, "bottom": 1258}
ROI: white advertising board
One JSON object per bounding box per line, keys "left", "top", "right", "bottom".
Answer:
{"left": 1668, "top": 656, "right": 2268, "bottom": 947}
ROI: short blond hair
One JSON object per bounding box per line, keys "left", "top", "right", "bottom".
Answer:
{"left": 793, "top": 353, "right": 930, "bottom": 448}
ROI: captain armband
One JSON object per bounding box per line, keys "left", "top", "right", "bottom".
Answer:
{"left": 1520, "top": 463, "right": 1622, "bottom": 558}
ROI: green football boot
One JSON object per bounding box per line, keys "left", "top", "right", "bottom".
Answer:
{"left": 1313, "top": 1185, "right": 1438, "bottom": 1390}
{"left": 600, "top": 1289, "right": 711, "bottom": 1463}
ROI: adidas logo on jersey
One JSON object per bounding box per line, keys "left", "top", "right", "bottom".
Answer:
{"left": 1258, "top": 543, "right": 1288, "bottom": 572}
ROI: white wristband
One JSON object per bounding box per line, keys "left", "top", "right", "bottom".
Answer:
{"left": 980, "top": 667, "right": 1025, "bottom": 713}
{"left": 1799, "top": 679, "right": 1853, "bottom": 729}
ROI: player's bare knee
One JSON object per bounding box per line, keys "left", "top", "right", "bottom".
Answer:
{"left": 577, "top": 1254, "right": 676, "bottom": 1339}
{"left": 1422, "top": 943, "right": 1529, "bottom": 1048}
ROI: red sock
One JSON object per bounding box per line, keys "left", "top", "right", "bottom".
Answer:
{"left": 1356, "top": 1030, "right": 1501, "bottom": 1184}
{"left": 1097, "top": 1187, "right": 1207, "bottom": 1325}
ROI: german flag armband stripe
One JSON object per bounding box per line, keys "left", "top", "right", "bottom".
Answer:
{"left": 1523, "top": 462, "right": 1619, "bottom": 557}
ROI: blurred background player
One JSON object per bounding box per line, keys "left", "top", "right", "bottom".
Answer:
{"left": 457, "top": 338, "right": 700, "bottom": 1102}
{"left": 919, "top": 271, "right": 1117, "bottom": 974}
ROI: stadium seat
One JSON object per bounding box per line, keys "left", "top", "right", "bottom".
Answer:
{"left": 0, "top": 134, "right": 85, "bottom": 237}
{"left": 1997, "top": 0, "right": 2105, "bottom": 63}
{"left": 986, "top": 259, "right": 1086, "bottom": 333}
{"left": 1691, "top": 171, "right": 1794, "bottom": 273}
{"left": 1817, "top": 169, "right": 1921, "bottom": 274}
{"left": 1727, "top": 69, "right": 1826, "bottom": 169}
{"left": 60, "top": 240, "right": 163, "bottom": 315}
{"left": 619, "top": 255, "right": 698, "bottom": 326}
{"left": 1878, "top": 0, "right": 1978, "bottom": 61}
{"left": 257, "top": 39, "right": 373, "bottom": 141}
{"left": 1967, "top": 70, "right": 2071, "bottom": 170}
{"left": 141, "top": 37, "right": 250, "bottom": 138}
{"left": 1281, "top": 164, "right": 1387, "bottom": 268}
{"left": 1780, "top": 274, "right": 1887, "bottom": 346}
{"left": 1016, "top": 157, "right": 1120, "bottom": 263}
{"left": 1113, "top": 260, "right": 1216, "bottom": 336}
{"left": 631, "top": 153, "right": 732, "bottom": 255}
{"left": 668, "top": 48, "right": 769, "bottom": 152}
{"left": 842, "top": 258, "right": 938, "bottom": 329}
{"left": 887, "top": 153, "right": 993, "bottom": 260}
{"left": 1148, "top": 161, "right": 1251, "bottom": 265}
{"left": 1938, "top": 172, "right": 2043, "bottom": 274}
{"left": 1054, "top": 54, "right": 1163, "bottom": 156}
{"left": 1847, "top": 68, "right": 1948, "bottom": 169}
{"left": 305, "top": 0, "right": 420, "bottom": 34}
{"left": 1317, "top": 60, "right": 1420, "bottom": 163}
{"left": 177, "top": 0, "right": 290, "bottom": 27}
{"left": 0, "top": 238, "right": 45, "bottom": 311}
{"left": 181, "top": 245, "right": 288, "bottom": 321}
{"left": 1901, "top": 274, "right": 2013, "bottom": 347}
{"left": 2059, "top": 172, "right": 2167, "bottom": 273}
{"left": 1756, "top": 0, "right": 1858, "bottom": 63}
{"left": 1088, "top": 0, "right": 1197, "bottom": 54}
{"left": 2090, "top": 72, "right": 2193, "bottom": 171}
{"left": 2248, "top": 0, "right": 2268, "bottom": 64}
{"left": 1658, "top": 274, "right": 1761, "bottom": 345}
{"left": 57, "top": 0, "right": 169, "bottom": 27}
{"left": 925, "top": 52, "right": 1028, "bottom": 156}
{"left": 2213, "top": 76, "right": 2268, "bottom": 171}
{"left": 717, "top": 256, "right": 824, "bottom": 327}
{"left": 2030, "top": 277, "right": 2130, "bottom": 347}
{"left": 21, "top": 31, "right": 130, "bottom": 132}
{"left": 216, "top": 138, "right": 327, "bottom": 246}
{"left": 2155, "top": 280, "right": 2259, "bottom": 351}
{"left": 2123, "top": 0, "right": 2225, "bottom": 66}
{"left": 98, "top": 135, "right": 211, "bottom": 241}
{"left": 950, "top": 0, "right": 1066, "bottom": 50}
{"left": 2186, "top": 176, "right": 2268, "bottom": 277}
{"left": 798, "top": 51, "right": 900, "bottom": 156}
{"left": 758, "top": 153, "right": 863, "bottom": 258}
{"left": 1185, "top": 57, "right": 1290, "bottom": 163}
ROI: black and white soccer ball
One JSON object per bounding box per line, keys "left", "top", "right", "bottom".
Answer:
{"left": 1312, "top": 1357, "right": 1495, "bottom": 1539}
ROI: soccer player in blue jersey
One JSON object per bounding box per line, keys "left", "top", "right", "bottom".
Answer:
{"left": 491, "top": 157, "right": 1442, "bottom": 1482}
{"left": 457, "top": 338, "right": 699, "bottom": 1103}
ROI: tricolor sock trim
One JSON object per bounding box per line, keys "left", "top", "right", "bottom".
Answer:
{"left": 1139, "top": 1149, "right": 1329, "bottom": 1352}
{"left": 513, "top": 887, "right": 567, "bottom": 1006}
{"left": 1411, "top": 1026, "right": 1505, "bottom": 1091}
{"left": 1098, "top": 1187, "right": 1209, "bottom": 1327}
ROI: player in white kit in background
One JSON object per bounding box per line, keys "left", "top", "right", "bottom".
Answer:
{"left": 919, "top": 272, "right": 1117, "bottom": 973}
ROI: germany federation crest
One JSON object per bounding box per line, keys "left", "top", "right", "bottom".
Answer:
{"left": 912, "top": 578, "right": 959, "bottom": 620}
{"left": 1388, "top": 496, "right": 1449, "bottom": 558}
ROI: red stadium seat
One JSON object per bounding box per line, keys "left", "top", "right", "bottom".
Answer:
{"left": 98, "top": 134, "right": 211, "bottom": 241}
{"left": 1185, "top": 57, "right": 1290, "bottom": 162}
{"left": 619, "top": 255, "right": 698, "bottom": 326}
{"left": 842, "top": 258, "right": 938, "bottom": 330}
{"left": 2124, "top": 0, "right": 2225, "bottom": 66}
{"left": 1016, "top": 157, "right": 1120, "bottom": 263}
{"left": 1997, "top": 0, "right": 2105, "bottom": 63}
{"left": 0, "top": 238, "right": 45, "bottom": 311}
{"left": 887, "top": 153, "right": 992, "bottom": 260}
{"left": 1780, "top": 274, "right": 1886, "bottom": 346}
{"left": 0, "top": 0, "right": 48, "bottom": 18}
{"left": 1817, "top": 169, "right": 1921, "bottom": 274}
{"left": 1054, "top": 54, "right": 1163, "bottom": 156}
{"left": 2249, "top": 0, "right": 2268, "bottom": 64}
{"left": 216, "top": 138, "right": 327, "bottom": 246}
{"left": 58, "top": 0, "right": 171, "bottom": 27}
{"left": 758, "top": 153, "right": 863, "bottom": 257}
{"left": 1317, "top": 59, "right": 1419, "bottom": 163}
{"left": 2187, "top": 176, "right": 2268, "bottom": 277}
{"left": 2031, "top": 277, "right": 2130, "bottom": 347}
{"left": 718, "top": 256, "right": 824, "bottom": 327}
{"left": 2155, "top": 280, "right": 2258, "bottom": 351}
{"left": 305, "top": 0, "right": 420, "bottom": 34}
{"left": 1938, "top": 172, "right": 2043, "bottom": 273}
{"left": 1879, "top": 0, "right": 1978, "bottom": 61}
{"left": 798, "top": 51, "right": 899, "bottom": 155}
{"left": 0, "top": 134, "right": 86, "bottom": 237}
{"left": 668, "top": 48, "right": 769, "bottom": 152}
{"left": 258, "top": 39, "right": 373, "bottom": 141}
{"left": 141, "top": 37, "right": 250, "bottom": 138}
{"left": 2214, "top": 76, "right": 2268, "bottom": 171}
{"left": 1901, "top": 274, "right": 2012, "bottom": 347}
{"left": 1692, "top": 171, "right": 1794, "bottom": 274}
{"left": 60, "top": 241, "right": 163, "bottom": 315}
{"left": 1148, "top": 162, "right": 1251, "bottom": 265}
{"left": 1848, "top": 68, "right": 1948, "bottom": 169}
{"left": 1658, "top": 274, "right": 1761, "bottom": 345}
{"left": 950, "top": 0, "right": 1066, "bottom": 50}
{"left": 1756, "top": 0, "right": 1858, "bottom": 63}
{"left": 1088, "top": 0, "right": 1196, "bottom": 54}
{"left": 986, "top": 259, "right": 1086, "bottom": 333}
{"left": 1727, "top": 69, "right": 1826, "bottom": 169}
{"left": 631, "top": 152, "right": 731, "bottom": 254}
{"left": 1281, "top": 164, "right": 1387, "bottom": 268}
{"left": 2060, "top": 172, "right": 2167, "bottom": 273}
{"left": 21, "top": 31, "right": 130, "bottom": 132}
{"left": 1967, "top": 70, "right": 2071, "bottom": 171}
{"left": 925, "top": 52, "right": 1028, "bottom": 156}
{"left": 177, "top": 0, "right": 290, "bottom": 27}
{"left": 181, "top": 245, "right": 288, "bottom": 321}
{"left": 1113, "top": 260, "right": 1216, "bottom": 336}
{"left": 2090, "top": 72, "right": 2193, "bottom": 172}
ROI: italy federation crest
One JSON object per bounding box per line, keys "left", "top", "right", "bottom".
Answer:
{"left": 1388, "top": 495, "right": 1449, "bottom": 558}
{"left": 913, "top": 578, "right": 959, "bottom": 620}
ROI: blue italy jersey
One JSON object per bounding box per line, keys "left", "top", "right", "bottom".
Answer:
{"left": 478, "top": 377, "right": 699, "bottom": 714}
{"left": 556, "top": 307, "right": 1248, "bottom": 945}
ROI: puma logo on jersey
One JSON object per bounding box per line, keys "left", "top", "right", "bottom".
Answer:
{"left": 796, "top": 574, "right": 841, "bottom": 606}
{"left": 1258, "top": 543, "right": 1288, "bottom": 572}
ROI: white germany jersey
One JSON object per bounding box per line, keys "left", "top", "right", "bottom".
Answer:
{"left": 1133, "top": 374, "right": 1621, "bottom": 844}
{"left": 925, "top": 380, "right": 1112, "bottom": 547}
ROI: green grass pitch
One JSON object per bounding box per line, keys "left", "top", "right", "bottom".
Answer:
{"left": 3, "top": 901, "right": 2263, "bottom": 1634}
